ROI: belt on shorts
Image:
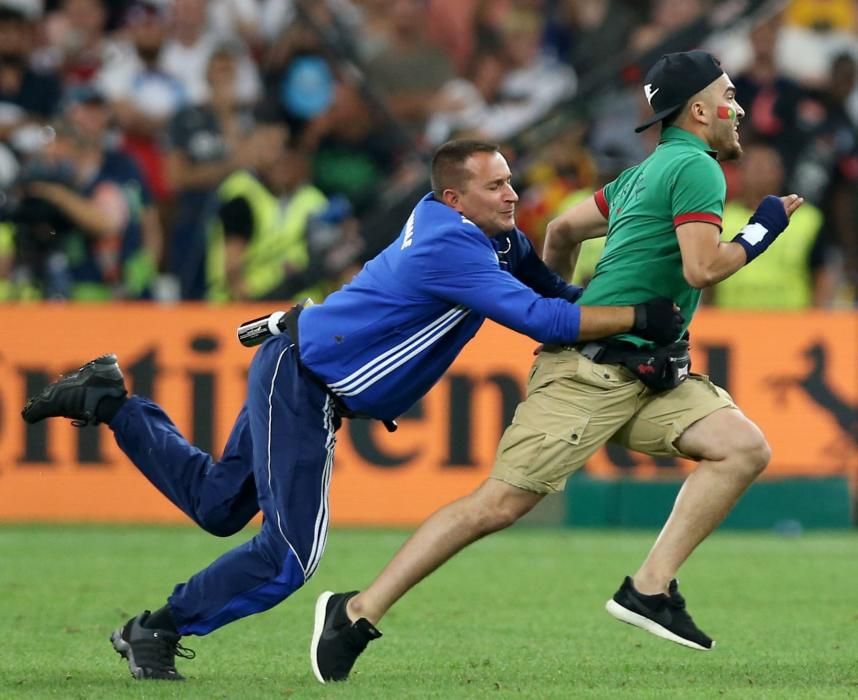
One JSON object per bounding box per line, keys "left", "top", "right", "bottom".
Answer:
{"left": 284, "top": 304, "right": 398, "bottom": 433}
{"left": 573, "top": 339, "right": 691, "bottom": 393}
{"left": 574, "top": 340, "right": 640, "bottom": 365}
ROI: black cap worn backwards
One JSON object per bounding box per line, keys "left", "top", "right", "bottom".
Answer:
{"left": 635, "top": 50, "right": 724, "bottom": 133}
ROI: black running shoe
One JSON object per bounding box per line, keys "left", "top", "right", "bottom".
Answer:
{"left": 21, "top": 353, "right": 126, "bottom": 427}
{"left": 310, "top": 591, "right": 382, "bottom": 683}
{"left": 605, "top": 576, "right": 714, "bottom": 651}
{"left": 110, "top": 611, "right": 195, "bottom": 680}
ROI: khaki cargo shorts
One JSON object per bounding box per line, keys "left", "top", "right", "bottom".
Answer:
{"left": 491, "top": 346, "right": 737, "bottom": 494}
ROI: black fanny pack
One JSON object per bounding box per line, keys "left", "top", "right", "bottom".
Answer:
{"left": 577, "top": 339, "right": 691, "bottom": 393}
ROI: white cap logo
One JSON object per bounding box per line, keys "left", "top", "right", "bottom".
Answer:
{"left": 644, "top": 83, "right": 660, "bottom": 106}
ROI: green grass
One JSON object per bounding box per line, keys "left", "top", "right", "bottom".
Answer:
{"left": 1, "top": 525, "right": 857, "bottom": 699}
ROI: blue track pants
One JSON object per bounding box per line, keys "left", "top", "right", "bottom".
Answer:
{"left": 109, "top": 335, "right": 337, "bottom": 636}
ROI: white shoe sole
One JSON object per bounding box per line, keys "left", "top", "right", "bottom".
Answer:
{"left": 604, "top": 599, "right": 714, "bottom": 651}
{"left": 310, "top": 591, "right": 335, "bottom": 684}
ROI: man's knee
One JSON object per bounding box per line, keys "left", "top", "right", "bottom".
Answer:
{"left": 463, "top": 480, "right": 541, "bottom": 535}
{"left": 194, "top": 486, "right": 260, "bottom": 537}
{"left": 198, "top": 517, "right": 245, "bottom": 538}
{"left": 722, "top": 421, "right": 771, "bottom": 477}
{"left": 472, "top": 504, "right": 520, "bottom": 534}
{"left": 742, "top": 431, "right": 771, "bottom": 476}
{"left": 681, "top": 409, "right": 771, "bottom": 477}
{"left": 195, "top": 504, "right": 257, "bottom": 537}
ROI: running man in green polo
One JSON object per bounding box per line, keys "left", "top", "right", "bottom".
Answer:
{"left": 533, "top": 51, "right": 800, "bottom": 649}
{"left": 308, "top": 51, "right": 804, "bottom": 680}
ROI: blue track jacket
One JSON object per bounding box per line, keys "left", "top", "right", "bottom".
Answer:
{"left": 299, "top": 193, "right": 584, "bottom": 420}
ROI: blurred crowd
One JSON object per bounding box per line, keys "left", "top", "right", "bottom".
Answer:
{"left": 0, "top": 0, "right": 854, "bottom": 309}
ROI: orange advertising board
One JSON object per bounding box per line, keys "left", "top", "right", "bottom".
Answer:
{"left": 0, "top": 305, "right": 855, "bottom": 525}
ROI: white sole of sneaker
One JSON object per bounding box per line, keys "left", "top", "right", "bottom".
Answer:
{"left": 604, "top": 599, "right": 715, "bottom": 651}
{"left": 310, "top": 591, "right": 335, "bottom": 684}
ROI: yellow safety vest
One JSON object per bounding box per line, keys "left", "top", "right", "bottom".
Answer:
{"left": 0, "top": 222, "right": 40, "bottom": 301}
{"left": 785, "top": 0, "right": 854, "bottom": 30}
{"left": 0, "top": 222, "right": 16, "bottom": 300}
{"left": 714, "top": 201, "right": 823, "bottom": 310}
{"left": 207, "top": 170, "right": 328, "bottom": 302}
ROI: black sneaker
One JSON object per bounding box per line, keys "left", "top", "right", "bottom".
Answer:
{"left": 21, "top": 353, "right": 126, "bottom": 427}
{"left": 310, "top": 591, "right": 382, "bottom": 683}
{"left": 110, "top": 611, "right": 195, "bottom": 680}
{"left": 605, "top": 576, "right": 714, "bottom": 651}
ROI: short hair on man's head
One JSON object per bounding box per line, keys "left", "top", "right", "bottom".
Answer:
{"left": 431, "top": 139, "right": 500, "bottom": 198}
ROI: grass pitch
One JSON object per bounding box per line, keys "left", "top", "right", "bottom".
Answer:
{"left": 1, "top": 524, "right": 857, "bottom": 699}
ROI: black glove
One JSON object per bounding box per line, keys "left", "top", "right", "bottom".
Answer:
{"left": 632, "top": 297, "right": 684, "bottom": 346}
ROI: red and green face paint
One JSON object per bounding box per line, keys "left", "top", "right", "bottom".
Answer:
{"left": 717, "top": 106, "right": 736, "bottom": 120}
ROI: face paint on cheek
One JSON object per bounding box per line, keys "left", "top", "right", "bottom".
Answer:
{"left": 717, "top": 106, "right": 736, "bottom": 120}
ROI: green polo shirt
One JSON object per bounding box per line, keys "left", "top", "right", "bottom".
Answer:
{"left": 578, "top": 126, "right": 726, "bottom": 345}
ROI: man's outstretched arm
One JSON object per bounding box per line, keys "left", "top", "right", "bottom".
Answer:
{"left": 677, "top": 194, "right": 803, "bottom": 288}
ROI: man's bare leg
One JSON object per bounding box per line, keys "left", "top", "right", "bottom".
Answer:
{"left": 632, "top": 407, "right": 770, "bottom": 595}
{"left": 347, "top": 478, "right": 544, "bottom": 624}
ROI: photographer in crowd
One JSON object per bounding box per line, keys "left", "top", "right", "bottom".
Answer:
{"left": 1, "top": 84, "right": 161, "bottom": 300}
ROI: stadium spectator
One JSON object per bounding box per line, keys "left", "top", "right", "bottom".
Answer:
{"left": 347, "top": 0, "right": 395, "bottom": 63}
{"left": 365, "top": 0, "right": 455, "bottom": 142}
{"left": 544, "top": 0, "right": 638, "bottom": 78}
{"left": 787, "top": 52, "right": 858, "bottom": 302}
{"left": 424, "top": 37, "right": 511, "bottom": 146}
{"left": 426, "top": 12, "right": 577, "bottom": 148}
{"left": 205, "top": 105, "right": 329, "bottom": 302}
{"left": 497, "top": 8, "right": 577, "bottom": 119}
{"left": 256, "top": 0, "right": 297, "bottom": 46}
{"left": 20, "top": 139, "right": 683, "bottom": 682}
{"left": 160, "top": 0, "right": 261, "bottom": 106}
{"left": 423, "top": 0, "right": 515, "bottom": 75}
{"left": 714, "top": 142, "right": 835, "bottom": 308}
{"left": 299, "top": 81, "right": 400, "bottom": 215}
{"left": 70, "top": 89, "right": 162, "bottom": 299}
{"left": 98, "top": 0, "right": 186, "bottom": 201}
{"left": 776, "top": 0, "right": 857, "bottom": 88}
{"left": 730, "top": 12, "right": 808, "bottom": 178}
{"left": 43, "top": 0, "right": 118, "bottom": 85}
{"left": 5, "top": 105, "right": 159, "bottom": 300}
{"left": 424, "top": 0, "right": 478, "bottom": 74}
{"left": 0, "top": 0, "right": 41, "bottom": 19}
{"left": 163, "top": 42, "right": 255, "bottom": 299}
{"left": 0, "top": 4, "right": 62, "bottom": 139}
{"left": 629, "top": 0, "right": 706, "bottom": 55}
{"left": 204, "top": 0, "right": 261, "bottom": 46}
{"left": 804, "top": 52, "right": 858, "bottom": 301}
{"left": 259, "top": 6, "right": 337, "bottom": 136}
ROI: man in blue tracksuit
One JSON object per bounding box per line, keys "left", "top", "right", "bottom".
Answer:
{"left": 22, "top": 140, "right": 682, "bottom": 681}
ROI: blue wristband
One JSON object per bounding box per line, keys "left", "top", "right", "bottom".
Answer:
{"left": 731, "top": 195, "right": 789, "bottom": 264}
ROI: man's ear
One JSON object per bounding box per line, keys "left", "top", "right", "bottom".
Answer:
{"left": 441, "top": 189, "right": 460, "bottom": 209}
{"left": 689, "top": 99, "right": 710, "bottom": 126}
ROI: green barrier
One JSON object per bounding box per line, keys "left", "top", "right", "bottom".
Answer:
{"left": 566, "top": 473, "right": 853, "bottom": 530}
